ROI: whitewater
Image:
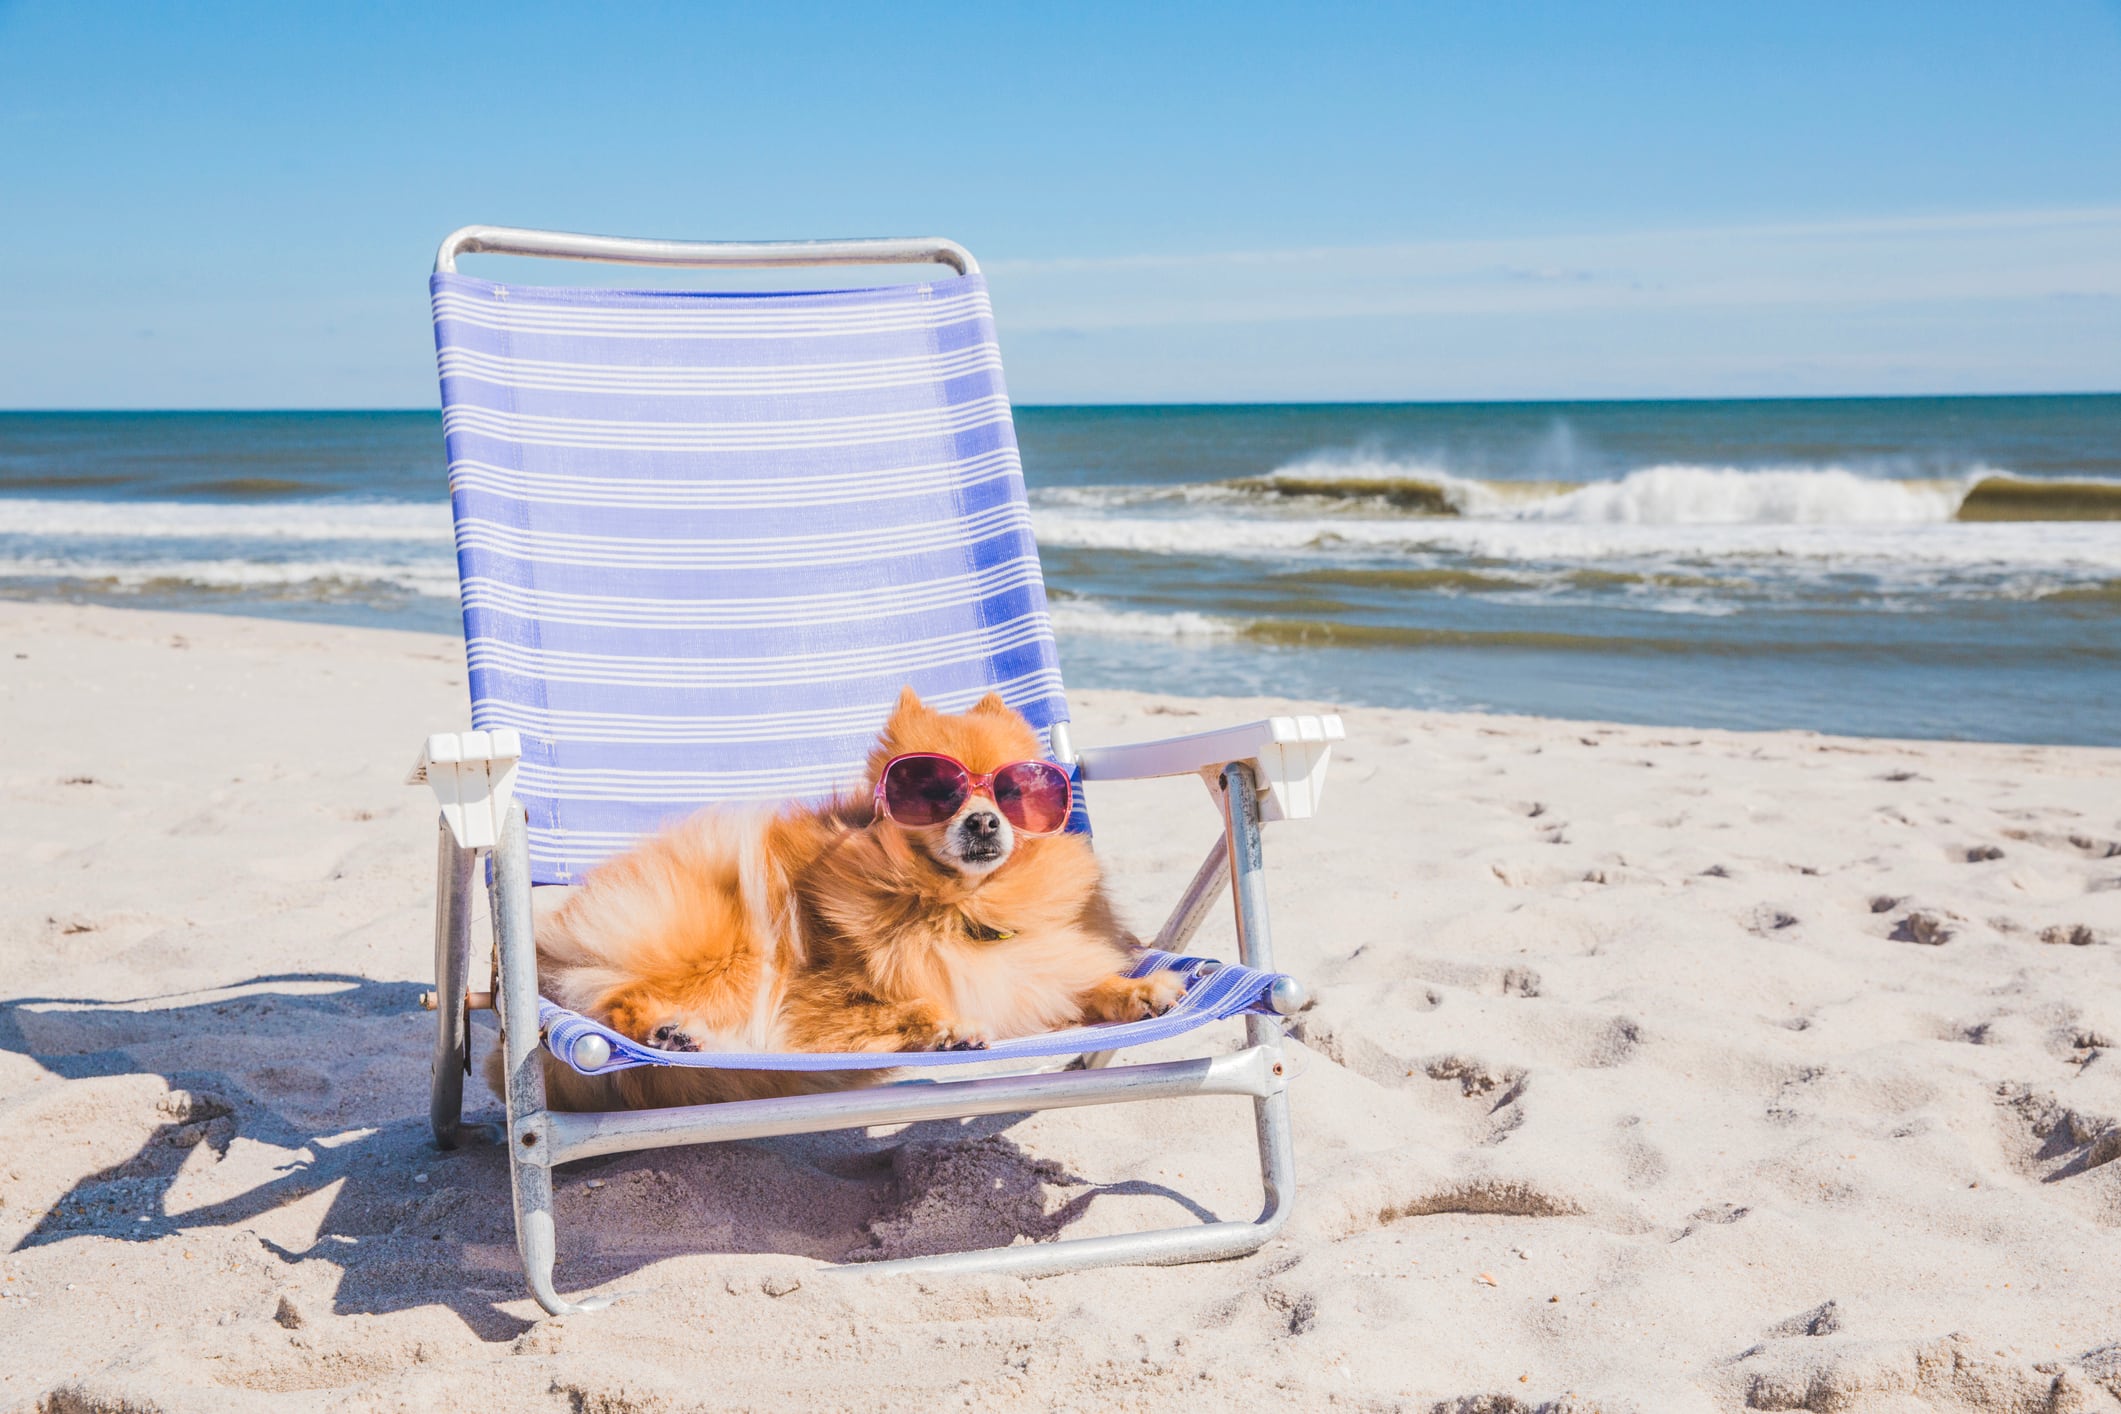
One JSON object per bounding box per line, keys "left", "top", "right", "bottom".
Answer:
{"left": 3, "top": 400, "right": 2117, "bottom": 742}
{"left": 1029, "top": 458, "right": 2121, "bottom": 581}
{"left": 4, "top": 461, "right": 2119, "bottom": 608}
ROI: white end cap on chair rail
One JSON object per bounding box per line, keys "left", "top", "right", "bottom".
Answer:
{"left": 1244, "top": 714, "right": 1345, "bottom": 822}
{"left": 409, "top": 729, "right": 523, "bottom": 850}
{"left": 1073, "top": 714, "right": 1345, "bottom": 823}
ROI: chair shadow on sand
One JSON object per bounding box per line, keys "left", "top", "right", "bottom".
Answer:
{"left": 0, "top": 973, "right": 1222, "bottom": 1340}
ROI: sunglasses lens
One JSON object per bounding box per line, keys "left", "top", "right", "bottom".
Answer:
{"left": 993, "top": 761, "right": 1073, "bottom": 835}
{"left": 882, "top": 756, "right": 969, "bottom": 825}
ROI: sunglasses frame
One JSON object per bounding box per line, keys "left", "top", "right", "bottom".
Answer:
{"left": 872, "top": 752, "right": 1074, "bottom": 836}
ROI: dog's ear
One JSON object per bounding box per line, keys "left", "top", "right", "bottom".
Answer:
{"left": 876, "top": 686, "right": 932, "bottom": 753}
{"left": 968, "top": 691, "right": 1013, "bottom": 718}
{"left": 889, "top": 685, "right": 932, "bottom": 723}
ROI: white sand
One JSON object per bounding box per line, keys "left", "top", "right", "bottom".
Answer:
{"left": 2, "top": 600, "right": 2119, "bottom": 1413}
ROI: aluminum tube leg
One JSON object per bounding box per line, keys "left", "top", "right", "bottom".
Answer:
{"left": 1220, "top": 763, "right": 1296, "bottom": 1238}
{"left": 429, "top": 819, "right": 477, "bottom": 1149}
{"left": 492, "top": 805, "right": 597, "bottom": 1317}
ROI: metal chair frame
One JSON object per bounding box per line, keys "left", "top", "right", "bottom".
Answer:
{"left": 421, "top": 228, "right": 1320, "bottom": 1315}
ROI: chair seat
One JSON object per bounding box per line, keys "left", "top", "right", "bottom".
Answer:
{"left": 539, "top": 950, "right": 1290, "bottom": 1074}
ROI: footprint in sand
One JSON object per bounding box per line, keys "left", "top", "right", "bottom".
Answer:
{"left": 1261, "top": 1284, "right": 1318, "bottom": 1336}
{"left": 1567, "top": 1015, "right": 1643, "bottom": 1070}
{"left": 1995, "top": 1082, "right": 2121, "bottom": 1182}
{"left": 1743, "top": 905, "right": 1800, "bottom": 936}
{"left": 1890, "top": 910, "right": 1956, "bottom": 945}
{"left": 155, "top": 1090, "right": 236, "bottom": 1151}
{"left": 1423, "top": 1054, "right": 1529, "bottom": 1103}
{"left": 1691, "top": 1202, "right": 1750, "bottom": 1226}
{"left": 1731, "top": 1333, "right": 2114, "bottom": 1413}
{"left": 1613, "top": 1116, "right": 1669, "bottom": 1190}
{"left": 2002, "top": 827, "right": 2121, "bottom": 859}
{"left": 1764, "top": 1298, "right": 1841, "bottom": 1337}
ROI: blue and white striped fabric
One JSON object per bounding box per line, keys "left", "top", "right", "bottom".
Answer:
{"left": 430, "top": 271, "right": 1073, "bottom": 884}
{"left": 539, "top": 951, "right": 1288, "bottom": 1075}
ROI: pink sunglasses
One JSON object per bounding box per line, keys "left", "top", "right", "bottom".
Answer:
{"left": 872, "top": 752, "right": 1074, "bottom": 836}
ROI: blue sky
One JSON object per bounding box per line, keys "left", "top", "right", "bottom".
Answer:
{"left": 2, "top": 1, "right": 2117, "bottom": 407}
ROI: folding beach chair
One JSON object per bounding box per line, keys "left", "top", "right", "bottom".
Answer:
{"left": 411, "top": 226, "right": 1343, "bottom": 1315}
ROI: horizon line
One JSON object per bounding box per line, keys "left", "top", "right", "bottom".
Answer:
{"left": 4, "top": 388, "right": 2120, "bottom": 416}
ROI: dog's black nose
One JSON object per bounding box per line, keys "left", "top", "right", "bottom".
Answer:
{"left": 963, "top": 810, "right": 1002, "bottom": 839}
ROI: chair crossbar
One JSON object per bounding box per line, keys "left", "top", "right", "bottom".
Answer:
{"left": 543, "top": 1046, "right": 1284, "bottom": 1165}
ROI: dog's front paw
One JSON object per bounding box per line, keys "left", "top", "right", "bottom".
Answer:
{"left": 647, "top": 1022, "right": 703, "bottom": 1053}
{"left": 1082, "top": 970, "right": 1190, "bottom": 1023}
{"left": 928, "top": 1021, "right": 991, "bottom": 1052}
{"left": 1138, "top": 970, "right": 1188, "bottom": 1017}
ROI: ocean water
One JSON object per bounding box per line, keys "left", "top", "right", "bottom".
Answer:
{"left": 3, "top": 397, "right": 2118, "bottom": 745}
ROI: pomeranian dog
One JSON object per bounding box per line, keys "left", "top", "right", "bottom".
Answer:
{"left": 516, "top": 687, "right": 1185, "bottom": 1111}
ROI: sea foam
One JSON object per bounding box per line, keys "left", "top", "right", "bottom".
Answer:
{"left": 0, "top": 555, "right": 461, "bottom": 598}
{"left": 0, "top": 498, "right": 453, "bottom": 542}
{"left": 1028, "top": 508, "right": 2121, "bottom": 574}
{"left": 1507, "top": 464, "right": 1967, "bottom": 525}
{"left": 1045, "top": 601, "right": 1239, "bottom": 639}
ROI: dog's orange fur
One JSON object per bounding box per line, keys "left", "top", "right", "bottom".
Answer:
{"left": 515, "top": 688, "right": 1183, "bottom": 1111}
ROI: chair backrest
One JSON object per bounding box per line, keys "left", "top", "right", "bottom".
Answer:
{"left": 429, "top": 258, "right": 1071, "bottom": 884}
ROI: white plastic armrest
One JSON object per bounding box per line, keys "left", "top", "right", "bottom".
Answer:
{"left": 407, "top": 728, "right": 523, "bottom": 850}
{"left": 1073, "top": 715, "right": 1344, "bottom": 822}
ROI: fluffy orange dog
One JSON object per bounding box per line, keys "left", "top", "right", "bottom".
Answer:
{"left": 523, "top": 688, "right": 1184, "bottom": 1111}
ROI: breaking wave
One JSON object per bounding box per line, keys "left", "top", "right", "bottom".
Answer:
{"left": 1218, "top": 453, "right": 2121, "bottom": 525}
{"left": 0, "top": 498, "right": 458, "bottom": 605}
{"left": 0, "top": 497, "right": 453, "bottom": 541}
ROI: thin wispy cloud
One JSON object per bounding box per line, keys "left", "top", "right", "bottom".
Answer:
{"left": 987, "top": 207, "right": 2121, "bottom": 333}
